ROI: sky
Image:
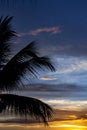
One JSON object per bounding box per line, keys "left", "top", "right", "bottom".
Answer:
{"left": 0, "top": 0, "right": 87, "bottom": 130}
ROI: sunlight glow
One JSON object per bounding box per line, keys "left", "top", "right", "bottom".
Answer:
{"left": 58, "top": 124, "right": 87, "bottom": 128}
{"left": 69, "top": 115, "right": 77, "bottom": 119}
{"left": 0, "top": 120, "right": 87, "bottom": 130}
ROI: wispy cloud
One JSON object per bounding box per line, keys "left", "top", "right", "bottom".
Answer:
{"left": 53, "top": 57, "right": 87, "bottom": 74}
{"left": 16, "top": 32, "right": 28, "bottom": 37}
{"left": 40, "top": 77, "right": 57, "bottom": 81}
{"left": 29, "top": 27, "right": 61, "bottom": 36}
{"left": 17, "top": 26, "right": 61, "bottom": 37}
{"left": 45, "top": 99, "right": 87, "bottom": 110}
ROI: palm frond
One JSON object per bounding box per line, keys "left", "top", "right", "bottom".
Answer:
{"left": 0, "top": 42, "right": 55, "bottom": 90}
{"left": 15, "top": 41, "right": 38, "bottom": 60}
{"left": 0, "top": 94, "right": 53, "bottom": 125}
{"left": 0, "top": 16, "right": 16, "bottom": 70}
{"left": 31, "top": 56, "right": 55, "bottom": 71}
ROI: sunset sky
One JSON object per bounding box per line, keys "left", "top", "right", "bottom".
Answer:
{"left": 0, "top": 0, "right": 87, "bottom": 129}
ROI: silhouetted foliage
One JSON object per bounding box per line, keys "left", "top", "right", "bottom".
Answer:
{"left": 0, "top": 94, "right": 53, "bottom": 125}
{"left": 0, "top": 16, "right": 55, "bottom": 125}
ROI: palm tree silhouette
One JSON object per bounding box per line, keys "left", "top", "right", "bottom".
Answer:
{"left": 0, "top": 16, "right": 55, "bottom": 125}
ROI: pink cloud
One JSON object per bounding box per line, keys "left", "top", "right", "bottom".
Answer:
{"left": 17, "top": 26, "right": 61, "bottom": 37}
{"left": 16, "top": 33, "right": 28, "bottom": 37}
{"left": 29, "top": 27, "right": 61, "bottom": 36}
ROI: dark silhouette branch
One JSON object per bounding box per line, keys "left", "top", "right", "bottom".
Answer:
{"left": 0, "top": 94, "right": 53, "bottom": 125}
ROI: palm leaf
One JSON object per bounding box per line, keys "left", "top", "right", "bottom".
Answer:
{"left": 14, "top": 41, "right": 39, "bottom": 60}
{"left": 0, "top": 42, "right": 55, "bottom": 90}
{"left": 0, "top": 94, "right": 53, "bottom": 125}
{"left": 0, "top": 16, "right": 15, "bottom": 70}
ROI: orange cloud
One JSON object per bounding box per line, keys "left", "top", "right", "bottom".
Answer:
{"left": 17, "top": 27, "right": 61, "bottom": 37}
{"left": 40, "top": 77, "right": 57, "bottom": 81}
{"left": 68, "top": 115, "right": 77, "bottom": 119}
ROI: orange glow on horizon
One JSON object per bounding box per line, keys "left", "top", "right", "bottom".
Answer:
{"left": 0, "top": 119, "right": 87, "bottom": 130}
{"left": 68, "top": 115, "right": 77, "bottom": 119}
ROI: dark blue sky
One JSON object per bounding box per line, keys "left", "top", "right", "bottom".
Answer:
{"left": 0, "top": 0, "right": 87, "bottom": 56}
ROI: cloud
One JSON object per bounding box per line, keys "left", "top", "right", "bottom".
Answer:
{"left": 17, "top": 26, "right": 61, "bottom": 37}
{"left": 12, "top": 83, "right": 87, "bottom": 111}
{"left": 14, "top": 83, "right": 84, "bottom": 92}
{"left": 29, "top": 27, "right": 61, "bottom": 36}
{"left": 38, "top": 56, "right": 87, "bottom": 86}
{"left": 11, "top": 83, "right": 87, "bottom": 107}
{"left": 53, "top": 109, "right": 87, "bottom": 121}
{"left": 40, "top": 43, "right": 87, "bottom": 57}
{"left": 55, "top": 57, "right": 87, "bottom": 74}
{"left": 45, "top": 99, "right": 87, "bottom": 110}
{"left": 16, "top": 32, "right": 28, "bottom": 37}
{"left": 40, "top": 77, "right": 57, "bottom": 81}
